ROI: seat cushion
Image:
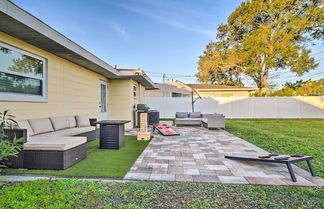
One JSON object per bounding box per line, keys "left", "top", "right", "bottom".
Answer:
{"left": 189, "top": 118, "right": 203, "bottom": 121}
{"left": 17, "top": 120, "right": 34, "bottom": 137}
{"left": 67, "top": 116, "right": 77, "bottom": 128}
{"left": 189, "top": 112, "right": 202, "bottom": 118}
{"left": 28, "top": 118, "right": 54, "bottom": 135}
{"left": 30, "top": 126, "right": 96, "bottom": 139}
{"left": 76, "top": 115, "right": 90, "bottom": 127}
{"left": 201, "top": 118, "right": 208, "bottom": 123}
{"left": 50, "top": 116, "right": 70, "bottom": 131}
{"left": 23, "top": 137, "right": 86, "bottom": 151}
{"left": 176, "top": 112, "right": 189, "bottom": 118}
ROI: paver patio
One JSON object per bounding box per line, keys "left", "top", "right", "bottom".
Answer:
{"left": 124, "top": 127, "right": 324, "bottom": 186}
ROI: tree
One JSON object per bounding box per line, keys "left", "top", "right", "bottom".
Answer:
{"left": 269, "top": 79, "right": 324, "bottom": 96}
{"left": 197, "top": 42, "right": 244, "bottom": 86}
{"left": 197, "top": 0, "right": 323, "bottom": 93}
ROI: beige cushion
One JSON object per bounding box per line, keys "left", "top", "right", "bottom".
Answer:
{"left": 50, "top": 116, "right": 70, "bottom": 131}
{"left": 76, "top": 115, "right": 90, "bottom": 127}
{"left": 189, "top": 118, "right": 203, "bottom": 121}
{"left": 24, "top": 136, "right": 86, "bottom": 151}
{"left": 28, "top": 118, "right": 54, "bottom": 135}
{"left": 17, "top": 120, "right": 34, "bottom": 137}
{"left": 30, "top": 126, "right": 96, "bottom": 140}
{"left": 67, "top": 116, "right": 77, "bottom": 128}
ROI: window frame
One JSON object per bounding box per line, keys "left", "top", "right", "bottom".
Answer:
{"left": 133, "top": 84, "right": 138, "bottom": 98}
{"left": 0, "top": 41, "right": 48, "bottom": 102}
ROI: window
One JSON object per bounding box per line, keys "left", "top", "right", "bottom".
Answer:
{"left": 133, "top": 85, "right": 137, "bottom": 98}
{"left": 0, "top": 42, "right": 47, "bottom": 102}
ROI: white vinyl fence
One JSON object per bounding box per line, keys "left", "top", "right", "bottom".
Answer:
{"left": 146, "top": 96, "right": 324, "bottom": 119}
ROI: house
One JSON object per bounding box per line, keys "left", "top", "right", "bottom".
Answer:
{"left": 146, "top": 82, "right": 255, "bottom": 98}
{"left": 0, "top": 0, "right": 155, "bottom": 129}
{"left": 146, "top": 82, "right": 191, "bottom": 97}
{"left": 189, "top": 84, "right": 256, "bottom": 97}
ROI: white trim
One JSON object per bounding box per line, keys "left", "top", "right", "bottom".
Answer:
{"left": 0, "top": 41, "right": 48, "bottom": 102}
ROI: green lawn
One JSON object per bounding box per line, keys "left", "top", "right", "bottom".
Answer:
{"left": 225, "top": 119, "right": 324, "bottom": 178}
{"left": 2, "top": 136, "right": 150, "bottom": 178}
{"left": 0, "top": 179, "right": 323, "bottom": 208}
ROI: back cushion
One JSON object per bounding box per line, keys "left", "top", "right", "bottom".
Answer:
{"left": 67, "top": 116, "right": 77, "bottom": 128}
{"left": 50, "top": 116, "right": 70, "bottom": 131}
{"left": 176, "top": 112, "right": 189, "bottom": 118}
{"left": 17, "top": 120, "right": 34, "bottom": 137}
{"left": 28, "top": 118, "right": 54, "bottom": 135}
{"left": 76, "top": 115, "right": 90, "bottom": 127}
{"left": 189, "top": 112, "right": 202, "bottom": 118}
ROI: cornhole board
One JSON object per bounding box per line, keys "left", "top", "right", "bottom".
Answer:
{"left": 153, "top": 124, "right": 180, "bottom": 136}
{"left": 225, "top": 153, "right": 315, "bottom": 182}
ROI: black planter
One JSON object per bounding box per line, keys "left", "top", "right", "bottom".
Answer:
{"left": 2, "top": 128, "right": 27, "bottom": 168}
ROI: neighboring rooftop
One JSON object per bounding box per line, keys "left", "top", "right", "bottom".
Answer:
{"left": 0, "top": 0, "right": 155, "bottom": 88}
{"left": 189, "top": 84, "right": 255, "bottom": 91}
{"left": 152, "top": 82, "right": 192, "bottom": 95}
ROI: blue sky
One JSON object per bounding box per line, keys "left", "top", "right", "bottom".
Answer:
{"left": 12, "top": 0, "right": 324, "bottom": 87}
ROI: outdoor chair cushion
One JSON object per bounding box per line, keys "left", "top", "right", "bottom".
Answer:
{"left": 17, "top": 120, "right": 34, "bottom": 137}
{"left": 24, "top": 136, "right": 86, "bottom": 151}
{"left": 176, "top": 112, "right": 189, "bottom": 118}
{"left": 30, "top": 126, "right": 96, "bottom": 140}
{"left": 67, "top": 116, "right": 77, "bottom": 128}
{"left": 201, "top": 118, "right": 208, "bottom": 123}
{"left": 76, "top": 115, "right": 90, "bottom": 127}
{"left": 50, "top": 116, "right": 70, "bottom": 131}
{"left": 188, "top": 118, "right": 202, "bottom": 121}
{"left": 189, "top": 112, "right": 202, "bottom": 118}
{"left": 28, "top": 118, "right": 54, "bottom": 135}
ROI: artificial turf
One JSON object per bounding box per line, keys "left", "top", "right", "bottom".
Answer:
{"left": 225, "top": 119, "right": 324, "bottom": 178}
{"left": 2, "top": 136, "right": 150, "bottom": 178}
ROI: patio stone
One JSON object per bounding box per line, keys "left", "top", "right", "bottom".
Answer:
{"left": 192, "top": 175, "right": 220, "bottom": 183}
{"left": 245, "top": 177, "right": 288, "bottom": 186}
{"left": 124, "top": 173, "right": 150, "bottom": 180}
{"left": 150, "top": 174, "right": 175, "bottom": 181}
{"left": 123, "top": 127, "right": 323, "bottom": 186}
{"left": 176, "top": 174, "right": 193, "bottom": 182}
{"left": 184, "top": 169, "right": 200, "bottom": 175}
{"left": 219, "top": 176, "right": 249, "bottom": 184}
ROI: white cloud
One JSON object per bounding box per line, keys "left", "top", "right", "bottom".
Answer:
{"left": 111, "top": 2, "right": 214, "bottom": 36}
{"left": 107, "top": 21, "right": 130, "bottom": 40}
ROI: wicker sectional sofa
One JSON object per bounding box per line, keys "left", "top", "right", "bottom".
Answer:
{"left": 175, "top": 112, "right": 225, "bottom": 129}
{"left": 8, "top": 115, "right": 98, "bottom": 170}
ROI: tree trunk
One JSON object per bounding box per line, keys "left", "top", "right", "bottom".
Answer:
{"left": 259, "top": 69, "right": 269, "bottom": 94}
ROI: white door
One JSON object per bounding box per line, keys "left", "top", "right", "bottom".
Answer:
{"left": 100, "top": 81, "right": 108, "bottom": 120}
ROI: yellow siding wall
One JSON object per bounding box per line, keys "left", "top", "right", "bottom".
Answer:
{"left": 0, "top": 32, "right": 108, "bottom": 120}
{"left": 108, "top": 79, "right": 133, "bottom": 128}
{"left": 108, "top": 79, "right": 146, "bottom": 128}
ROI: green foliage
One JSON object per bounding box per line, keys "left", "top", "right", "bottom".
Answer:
{"left": 198, "top": 0, "right": 323, "bottom": 93}
{"left": 251, "top": 79, "right": 324, "bottom": 96}
{"left": 0, "top": 179, "right": 323, "bottom": 208}
{"left": 0, "top": 110, "right": 17, "bottom": 128}
{"left": 3, "top": 136, "right": 150, "bottom": 178}
{"left": 271, "top": 79, "right": 324, "bottom": 96}
{"left": 0, "top": 123, "right": 24, "bottom": 169}
{"left": 226, "top": 119, "right": 324, "bottom": 178}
